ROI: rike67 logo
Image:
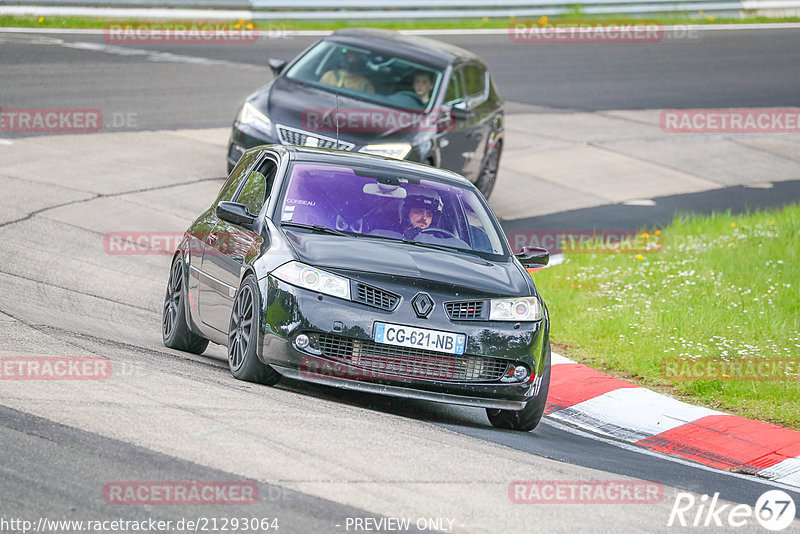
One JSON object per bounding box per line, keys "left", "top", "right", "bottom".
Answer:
{"left": 668, "top": 489, "right": 796, "bottom": 531}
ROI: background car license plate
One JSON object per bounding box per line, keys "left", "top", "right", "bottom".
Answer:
{"left": 374, "top": 322, "right": 466, "bottom": 355}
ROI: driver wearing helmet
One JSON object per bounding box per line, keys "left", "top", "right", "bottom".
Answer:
{"left": 401, "top": 189, "right": 443, "bottom": 239}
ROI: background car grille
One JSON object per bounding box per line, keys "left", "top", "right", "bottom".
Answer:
{"left": 315, "top": 333, "right": 508, "bottom": 382}
{"left": 445, "top": 301, "right": 485, "bottom": 320}
{"left": 354, "top": 283, "right": 399, "bottom": 311}
{"left": 277, "top": 125, "right": 355, "bottom": 151}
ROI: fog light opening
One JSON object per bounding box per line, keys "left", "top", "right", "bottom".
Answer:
{"left": 296, "top": 334, "right": 310, "bottom": 349}
{"left": 514, "top": 365, "right": 529, "bottom": 381}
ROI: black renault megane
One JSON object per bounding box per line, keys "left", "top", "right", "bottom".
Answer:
{"left": 163, "top": 146, "right": 550, "bottom": 431}
{"left": 227, "top": 28, "right": 505, "bottom": 198}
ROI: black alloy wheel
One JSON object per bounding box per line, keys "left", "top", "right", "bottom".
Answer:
{"left": 163, "top": 255, "right": 209, "bottom": 354}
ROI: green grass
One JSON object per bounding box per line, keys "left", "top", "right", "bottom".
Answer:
{"left": 1, "top": 13, "right": 799, "bottom": 31}
{"left": 533, "top": 204, "right": 800, "bottom": 429}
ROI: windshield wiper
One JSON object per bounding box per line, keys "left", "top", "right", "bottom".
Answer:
{"left": 280, "top": 222, "right": 351, "bottom": 238}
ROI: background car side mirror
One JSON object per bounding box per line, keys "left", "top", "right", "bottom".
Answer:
{"left": 449, "top": 101, "right": 473, "bottom": 122}
{"left": 515, "top": 246, "right": 549, "bottom": 266}
{"left": 217, "top": 201, "right": 256, "bottom": 227}
{"left": 268, "top": 58, "right": 287, "bottom": 76}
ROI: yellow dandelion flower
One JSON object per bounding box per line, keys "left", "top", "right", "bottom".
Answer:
{"left": 635, "top": 254, "right": 644, "bottom": 260}
{"left": 655, "top": 230, "right": 662, "bottom": 235}
{"left": 642, "top": 232, "right": 649, "bottom": 238}
{"left": 730, "top": 222, "right": 736, "bottom": 227}
{"left": 539, "top": 15, "right": 548, "bottom": 24}
{"left": 38, "top": 16, "right": 44, "bottom": 23}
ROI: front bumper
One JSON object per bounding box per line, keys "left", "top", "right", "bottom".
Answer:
{"left": 257, "top": 277, "right": 549, "bottom": 409}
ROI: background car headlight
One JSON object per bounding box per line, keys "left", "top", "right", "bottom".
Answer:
{"left": 489, "top": 297, "right": 543, "bottom": 321}
{"left": 272, "top": 261, "right": 351, "bottom": 300}
{"left": 238, "top": 102, "right": 274, "bottom": 137}
{"left": 358, "top": 143, "right": 412, "bottom": 160}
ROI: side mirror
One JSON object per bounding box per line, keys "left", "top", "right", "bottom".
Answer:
{"left": 449, "top": 101, "right": 473, "bottom": 121}
{"left": 515, "top": 246, "right": 549, "bottom": 267}
{"left": 268, "top": 58, "right": 287, "bottom": 76}
{"left": 217, "top": 201, "right": 256, "bottom": 227}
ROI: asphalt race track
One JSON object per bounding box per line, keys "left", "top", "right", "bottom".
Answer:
{"left": 1, "top": 27, "right": 800, "bottom": 533}
{"left": 1, "top": 27, "right": 799, "bottom": 130}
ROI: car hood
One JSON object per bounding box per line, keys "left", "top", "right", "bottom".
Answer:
{"left": 259, "top": 77, "right": 426, "bottom": 144}
{"left": 284, "top": 231, "right": 529, "bottom": 296}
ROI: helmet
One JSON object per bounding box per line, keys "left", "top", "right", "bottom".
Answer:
{"left": 402, "top": 188, "right": 443, "bottom": 226}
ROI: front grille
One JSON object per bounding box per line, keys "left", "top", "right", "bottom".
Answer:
{"left": 445, "top": 301, "right": 485, "bottom": 320}
{"left": 315, "top": 333, "right": 509, "bottom": 382}
{"left": 276, "top": 125, "right": 355, "bottom": 151}
{"left": 354, "top": 283, "right": 399, "bottom": 311}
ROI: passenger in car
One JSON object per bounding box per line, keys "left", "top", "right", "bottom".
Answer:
{"left": 412, "top": 70, "right": 434, "bottom": 106}
{"left": 320, "top": 49, "right": 375, "bottom": 93}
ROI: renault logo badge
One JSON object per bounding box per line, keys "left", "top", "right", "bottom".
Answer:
{"left": 412, "top": 293, "right": 434, "bottom": 318}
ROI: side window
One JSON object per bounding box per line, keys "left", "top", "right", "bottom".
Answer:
{"left": 462, "top": 65, "right": 487, "bottom": 106}
{"left": 444, "top": 69, "right": 464, "bottom": 105}
{"left": 216, "top": 150, "right": 259, "bottom": 204}
{"left": 236, "top": 157, "right": 277, "bottom": 216}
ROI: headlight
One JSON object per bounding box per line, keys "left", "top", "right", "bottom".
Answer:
{"left": 358, "top": 143, "right": 412, "bottom": 160}
{"left": 272, "top": 261, "right": 351, "bottom": 300}
{"left": 489, "top": 297, "right": 543, "bottom": 322}
{"left": 238, "top": 102, "right": 274, "bottom": 137}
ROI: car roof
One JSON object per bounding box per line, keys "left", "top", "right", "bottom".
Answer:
{"left": 325, "top": 28, "right": 484, "bottom": 69}
{"left": 274, "top": 145, "right": 474, "bottom": 188}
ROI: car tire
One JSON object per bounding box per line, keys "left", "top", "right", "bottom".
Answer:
{"left": 486, "top": 342, "right": 551, "bottom": 432}
{"left": 228, "top": 275, "right": 281, "bottom": 386}
{"left": 162, "top": 255, "right": 209, "bottom": 354}
{"left": 475, "top": 143, "right": 501, "bottom": 199}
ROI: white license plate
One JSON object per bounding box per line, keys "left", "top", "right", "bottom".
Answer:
{"left": 373, "top": 322, "right": 466, "bottom": 355}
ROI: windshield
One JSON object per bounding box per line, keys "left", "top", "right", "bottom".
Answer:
{"left": 284, "top": 41, "right": 444, "bottom": 112}
{"left": 278, "top": 163, "right": 508, "bottom": 257}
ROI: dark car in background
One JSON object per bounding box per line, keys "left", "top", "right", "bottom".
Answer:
{"left": 164, "top": 146, "right": 551, "bottom": 431}
{"left": 227, "top": 28, "right": 505, "bottom": 198}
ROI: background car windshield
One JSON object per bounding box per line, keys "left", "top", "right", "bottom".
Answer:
{"left": 279, "top": 163, "right": 506, "bottom": 256}
{"left": 284, "top": 41, "right": 443, "bottom": 112}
